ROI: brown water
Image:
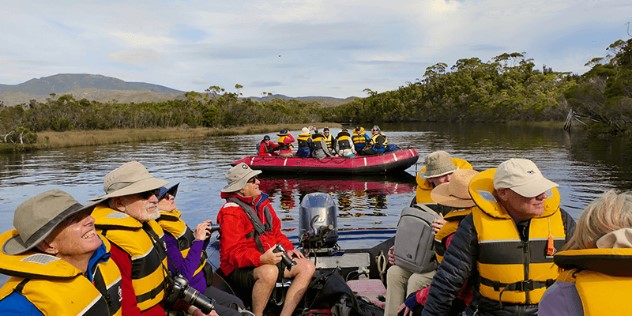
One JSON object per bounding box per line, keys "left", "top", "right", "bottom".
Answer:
{"left": 1, "top": 122, "right": 630, "bottom": 243}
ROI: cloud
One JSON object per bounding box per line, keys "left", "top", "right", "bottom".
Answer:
{"left": 1, "top": 0, "right": 630, "bottom": 98}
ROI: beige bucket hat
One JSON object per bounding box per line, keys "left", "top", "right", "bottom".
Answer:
{"left": 422, "top": 151, "right": 458, "bottom": 178}
{"left": 431, "top": 169, "right": 479, "bottom": 208}
{"left": 3, "top": 190, "right": 98, "bottom": 255}
{"left": 493, "top": 158, "right": 558, "bottom": 198}
{"left": 222, "top": 163, "right": 262, "bottom": 193}
{"left": 89, "top": 161, "right": 168, "bottom": 201}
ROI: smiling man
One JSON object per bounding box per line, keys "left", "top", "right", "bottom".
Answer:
{"left": 89, "top": 161, "right": 172, "bottom": 316}
{"left": 0, "top": 190, "right": 122, "bottom": 315}
{"left": 422, "top": 158, "right": 576, "bottom": 316}
{"left": 217, "top": 163, "right": 315, "bottom": 316}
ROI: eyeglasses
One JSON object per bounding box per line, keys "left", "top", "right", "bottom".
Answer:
{"left": 138, "top": 188, "right": 161, "bottom": 199}
{"left": 247, "top": 176, "right": 258, "bottom": 184}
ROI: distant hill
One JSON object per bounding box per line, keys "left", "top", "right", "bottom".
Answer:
{"left": 0, "top": 74, "right": 185, "bottom": 106}
{"left": 0, "top": 73, "right": 354, "bottom": 106}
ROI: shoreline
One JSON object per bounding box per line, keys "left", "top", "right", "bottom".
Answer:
{"left": 0, "top": 123, "right": 343, "bottom": 153}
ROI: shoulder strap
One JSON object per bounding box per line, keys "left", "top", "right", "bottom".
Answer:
{"left": 228, "top": 197, "right": 273, "bottom": 253}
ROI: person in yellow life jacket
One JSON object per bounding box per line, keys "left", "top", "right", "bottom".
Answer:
{"left": 397, "top": 169, "right": 480, "bottom": 316}
{"left": 361, "top": 125, "right": 388, "bottom": 155}
{"left": 156, "top": 183, "right": 248, "bottom": 316}
{"left": 413, "top": 151, "right": 473, "bottom": 208}
{"left": 296, "top": 127, "right": 312, "bottom": 158}
{"left": 277, "top": 129, "right": 295, "bottom": 157}
{"left": 0, "top": 190, "right": 122, "bottom": 316}
{"left": 335, "top": 128, "right": 356, "bottom": 157}
{"left": 322, "top": 127, "right": 338, "bottom": 156}
{"left": 311, "top": 130, "right": 335, "bottom": 159}
{"left": 423, "top": 158, "right": 576, "bottom": 316}
{"left": 539, "top": 190, "right": 632, "bottom": 316}
{"left": 352, "top": 126, "right": 370, "bottom": 152}
{"left": 89, "top": 161, "right": 219, "bottom": 316}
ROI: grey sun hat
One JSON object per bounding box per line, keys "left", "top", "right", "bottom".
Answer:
{"left": 3, "top": 190, "right": 98, "bottom": 255}
{"left": 89, "top": 161, "right": 168, "bottom": 201}
{"left": 221, "top": 163, "right": 262, "bottom": 193}
{"left": 422, "top": 151, "right": 458, "bottom": 178}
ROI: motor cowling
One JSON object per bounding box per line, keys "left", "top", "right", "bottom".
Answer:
{"left": 299, "top": 192, "right": 338, "bottom": 249}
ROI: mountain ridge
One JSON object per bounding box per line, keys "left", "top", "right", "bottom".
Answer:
{"left": 0, "top": 73, "right": 353, "bottom": 106}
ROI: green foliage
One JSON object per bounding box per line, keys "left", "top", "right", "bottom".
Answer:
{"left": 566, "top": 38, "right": 632, "bottom": 135}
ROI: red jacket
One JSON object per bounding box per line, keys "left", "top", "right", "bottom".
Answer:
{"left": 217, "top": 192, "right": 294, "bottom": 276}
{"left": 258, "top": 140, "right": 278, "bottom": 156}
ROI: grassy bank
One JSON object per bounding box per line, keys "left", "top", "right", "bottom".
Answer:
{"left": 0, "top": 123, "right": 342, "bottom": 153}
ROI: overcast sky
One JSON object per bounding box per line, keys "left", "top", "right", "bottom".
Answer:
{"left": 1, "top": 1, "right": 630, "bottom": 98}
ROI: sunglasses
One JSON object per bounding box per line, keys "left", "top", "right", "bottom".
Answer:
{"left": 138, "top": 188, "right": 161, "bottom": 199}
{"left": 247, "top": 176, "right": 258, "bottom": 184}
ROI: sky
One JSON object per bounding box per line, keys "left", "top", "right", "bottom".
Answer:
{"left": 1, "top": 1, "right": 630, "bottom": 98}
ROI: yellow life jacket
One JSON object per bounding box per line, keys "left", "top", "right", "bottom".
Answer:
{"left": 92, "top": 205, "right": 169, "bottom": 311}
{"left": 297, "top": 133, "right": 312, "bottom": 148}
{"left": 370, "top": 133, "right": 388, "bottom": 146}
{"left": 469, "top": 168, "right": 565, "bottom": 304}
{"left": 434, "top": 208, "right": 473, "bottom": 264}
{"left": 312, "top": 133, "right": 325, "bottom": 149}
{"left": 323, "top": 133, "right": 334, "bottom": 148}
{"left": 337, "top": 132, "right": 352, "bottom": 150}
{"left": 415, "top": 158, "right": 473, "bottom": 204}
{"left": 277, "top": 135, "right": 293, "bottom": 150}
{"left": 555, "top": 248, "right": 632, "bottom": 316}
{"left": 157, "top": 210, "right": 207, "bottom": 278}
{"left": 0, "top": 230, "right": 122, "bottom": 316}
{"left": 352, "top": 129, "right": 367, "bottom": 145}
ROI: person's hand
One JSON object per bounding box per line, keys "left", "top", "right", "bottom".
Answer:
{"left": 260, "top": 246, "right": 282, "bottom": 265}
{"left": 388, "top": 245, "right": 395, "bottom": 265}
{"left": 287, "top": 248, "right": 305, "bottom": 259}
{"left": 189, "top": 306, "right": 218, "bottom": 316}
{"left": 431, "top": 214, "right": 446, "bottom": 234}
{"left": 396, "top": 294, "right": 419, "bottom": 316}
{"left": 397, "top": 302, "right": 414, "bottom": 316}
{"left": 194, "top": 220, "right": 213, "bottom": 241}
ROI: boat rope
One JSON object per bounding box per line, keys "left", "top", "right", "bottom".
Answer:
{"left": 375, "top": 251, "right": 388, "bottom": 283}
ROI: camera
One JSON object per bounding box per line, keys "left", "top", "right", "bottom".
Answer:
{"left": 273, "top": 244, "right": 297, "bottom": 269}
{"left": 165, "top": 274, "right": 215, "bottom": 314}
{"left": 205, "top": 224, "right": 221, "bottom": 234}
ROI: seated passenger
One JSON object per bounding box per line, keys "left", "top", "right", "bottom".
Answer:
{"left": 276, "top": 129, "right": 295, "bottom": 157}
{"left": 539, "top": 190, "right": 632, "bottom": 316}
{"left": 413, "top": 151, "right": 473, "bottom": 207}
{"left": 311, "top": 130, "right": 334, "bottom": 159}
{"left": 397, "top": 169, "right": 479, "bottom": 316}
{"left": 361, "top": 125, "right": 387, "bottom": 155}
{"left": 0, "top": 190, "right": 122, "bottom": 315}
{"left": 258, "top": 135, "right": 278, "bottom": 156}
{"left": 156, "top": 183, "right": 247, "bottom": 316}
{"left": 217, "top": 163, "right": 316, "bottom": 316}
{"left": 296, "top": 127, "right": 312, "bottom": 158}
{"left": 322, "top": 127, "right": 338, "bottom": 156}
{"left": 335, "top": 128, "right": 356, "bottom": 157}
{"left": 352, "top": 126, "right": 371, "bottom": 152}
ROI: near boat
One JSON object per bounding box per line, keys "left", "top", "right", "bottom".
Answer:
{"left": 230, "top": 147, "right": 419, "bottom": 175}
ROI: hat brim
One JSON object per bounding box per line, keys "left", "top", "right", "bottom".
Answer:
{"left": 510, "top": 178, "right": 558, "bottom": 198}
{"left": 423, "top": 167, "right": 458, "bottom": 179}
{"left": 158, "top": 183, "right": 180, "bottom": 200}
{"left": 3, "top": 201, "right": 99, "bottom": 255}
{"left": 221, "top": 169, "right": 262, "bottom": 193}
{"left": 430, "top": 183, "right": 476, "bottom": 208}
{"left": 88, "top": 177, "right": 168, "bottom": 201}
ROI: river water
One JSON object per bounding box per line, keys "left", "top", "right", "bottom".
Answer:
{"left": 1, "top": 123, "right": 631, "bottom": 246}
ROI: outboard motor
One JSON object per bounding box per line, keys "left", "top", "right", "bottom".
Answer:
{"left": 299, "top": 193, "right": 338, "bottom": 251}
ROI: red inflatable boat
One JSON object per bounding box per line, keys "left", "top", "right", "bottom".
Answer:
{"left": 230, "top": 148, "right": 419, "bottom": 174}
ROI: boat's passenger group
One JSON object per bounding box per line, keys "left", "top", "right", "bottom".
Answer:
{"left": 0, "top": 161, "right": 315, "bottom": 316}
{"left": 385, "top": 151, "right": 632, "bottom": 316}
{"left": 0, "top": 152, "right": 630, "bottom": 316}
{"left": 258, "top": 125, "right": 395, "bottom": 158}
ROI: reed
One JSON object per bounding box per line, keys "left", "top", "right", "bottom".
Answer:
{"left": 1, "top": 123, "right": 342, "bottom": 153}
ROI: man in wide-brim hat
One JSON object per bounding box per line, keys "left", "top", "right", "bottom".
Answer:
{"left": 89, "top": 161, "right": 213, "bottom": 315}
{"left": 0, "top": 190, "right": 122, "bottom": 315}
{"left": 217, "top": 163, "right": 315, "bottom": 316}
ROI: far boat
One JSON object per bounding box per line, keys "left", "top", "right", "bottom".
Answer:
{"left": 230, "top": 147, "right": 419, "bottom": 175}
